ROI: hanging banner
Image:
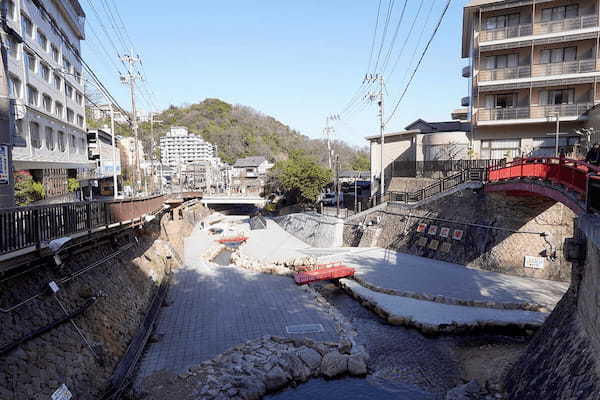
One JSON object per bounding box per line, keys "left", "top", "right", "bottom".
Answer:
{"left": 0, "top": 145, "right": 8, "bottom": 185}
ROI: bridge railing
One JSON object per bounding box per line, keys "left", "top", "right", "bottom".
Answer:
{"left": 487, "top": 157, "right": 600, "bottom": 195}
{"left": 0, "top": 195, "right": 169, "bottom": 257}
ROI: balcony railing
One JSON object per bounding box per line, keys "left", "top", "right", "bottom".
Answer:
{"left": 480, "top": 24, "right": 533, "bottom": 42}
{"left": 478, "top": 103, "right": 593, "bottom": 121}
{"left": 479, "top": 66, "right": 532, "bottom": 81}
{"left": 478, "top": 59, "right": 598, "bottom": 81}
{"left": 534, "top": 14, "right": 599, "bottom": 35}
{"left": 479, "top": 15, "right": 600, "bottom": 43}
{"left": 532, "top": 59, "right": 597, "bottom": 76}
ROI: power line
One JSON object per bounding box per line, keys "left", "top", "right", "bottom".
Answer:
{"left": 365, "top": 0, "right": 383, "bottom": 75}
{"left": 380, "top": 0, "right": 408, "bottom": 74}
{"left": 373, "top": 0, "right": 396, "bottom": 73}
{"left": 386, "top": 0, "right": 452, "bottom": 125}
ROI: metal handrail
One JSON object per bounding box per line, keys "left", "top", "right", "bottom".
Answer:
{"left": 478, "top": 103, "right": 594, "bottom": 121}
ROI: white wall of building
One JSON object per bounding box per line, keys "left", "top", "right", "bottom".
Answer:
{"left": 7, "top": 0, "right": 90, "bottom": 170}
{"left": 159, "top": 126, "right": 216, "bottom": 165}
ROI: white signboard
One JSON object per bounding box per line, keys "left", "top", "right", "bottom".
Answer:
{"left": 0, "top": 145, "right": 8, "bottom": 185}
{"left": 51, "top": 384, "right": 72, "bottom": 400}
{"left": 524, "top": 256, "right": 545, "bottom": 269}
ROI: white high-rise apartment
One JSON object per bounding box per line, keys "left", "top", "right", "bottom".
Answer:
{"left": 160, "top": 126, "right": 216, "bottom": 166}
{"left": 462, "top": 0, "right": 600, "bottom": 159}
{"left": 7, "top": 0, "right": 91, "bottom": 197}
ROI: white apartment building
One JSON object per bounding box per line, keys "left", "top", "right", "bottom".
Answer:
{"left": 159, "top": 126, "right": 216, "bottom": 166}
{"left": 7, "top": 0, "right": 91, "bottom": 197}
{"left": 89, "top": 103, "right": 129, "bottom": 124}
{"left": 462, "top": 0, "right": 600, "bottom": 159}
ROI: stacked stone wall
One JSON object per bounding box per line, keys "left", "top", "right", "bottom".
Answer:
{"left": 344, "top": 190, "right": 575, "bottom": 281}
{"left": 274, "top": 213, "right": 344, "bottom": 248}
{"left": 505, "top": 218, "right": 600, "bottom": 399}
{"left": 0, "top": 203, "right": 206, "bottom": 400}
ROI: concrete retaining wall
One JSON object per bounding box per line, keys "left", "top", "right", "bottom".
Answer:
{"left": 344, "top": 190, "right": 575, "bottom": 282}
{"left": 505, "top": 215, "right": 600, "bottom": 399}
{"left": 274, "top": 213, "right": 344, "bottom": 248}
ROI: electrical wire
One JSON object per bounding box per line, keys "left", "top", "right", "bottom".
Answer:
{"left": 385, "top": 0, "right": 452, "bottom": 125}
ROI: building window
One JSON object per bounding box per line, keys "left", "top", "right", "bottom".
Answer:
{"left": 40, "top": 63, "right": 50, "bottom": 82}
{"left": 540, "top": 47, "right": 577, "bottom": 64}
{"left": 539, "top": 88, "right": 575, "bottom": 105}
{"left": 481, "top": 139, "right": 521, "bottom": 159}
{"left": 66, "top": 108, "right": 74, "bottom": 123}
{"left": 65, "top": 84, "right": 73, "bottom": 99}
{"left": 482, "top": 54, "right": 518, "bottom": 70}
{"left": 42, "top": 94, "right": 52, "bottom": 113}
{"left": 7, "top": 34, "right": 18, "bottom": 59}
{"left": 484, "top": 13, "right": 520, "bottom": 30}
{"left": 74, "top": 70, "right": 82, "bottom": 84}
{"left": 15, "top": 119, "right": 23, "bottom": 138}
{"left": 541, "top": 5, "right": 578, "bottom": 22}
{"left": 36, "top": 30, "right": 48, "bottom": 51}
{"left": 26, "top": 84, "right": 38, "bottom": 106}
{"left": 485, "top": 92, "right": 517, "bottom": 108}
{"left": 45, "top": 127, "right": 54, "bottom": 150}
{"left": 54, "top": 101, "right": 63, "bottom": 118}
{"left": 69, "top": 134, "right": 76, "bottom": 153}
{"left": 8, "top": 75, "right": 21, "bottom": 98}
{"left": 21, "top": 14, "right": 33, "bottom": 38}
{"left": 51, "top": 45, "right": 59, "bottom": 63}
{"left": 62, "top": 57, "right": 71, "bottom": 73}
{"left": 77, "top": 114, "right": 84, "bottom": 127}
{"left": 30, "top": 122, "right": 41, "bottom": 149}
{"left": 54, "top": 73, "right": 62, "bottom": 91}
{"left": 24, "top": 51, "right": 36, "bottom": 73}
{"left": 58, "top": 131, "right": 66, "bottom": 152}
{"left": 75, "top": 91, "right": 83, "bottom": 105}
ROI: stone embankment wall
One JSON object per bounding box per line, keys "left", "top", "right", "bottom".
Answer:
{"left": 275, "top": 213, "right": 344, "bottom": 248}
{"left": 0, "top": 203, "right": 209, "bottom": 400}
{"left": 505, "top": 215, "right": 600, "bottom": 399}
{"left": 345, "top": 190, "right": 575, "bottom": 282}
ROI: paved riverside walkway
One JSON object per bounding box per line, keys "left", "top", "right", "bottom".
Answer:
{"left": 318, "top": 248, "right": 568, "bottom": 310}
{"left": 135, "top": 228, "right": 340, "bottom": 380}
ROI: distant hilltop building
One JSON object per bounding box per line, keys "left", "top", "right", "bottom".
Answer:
{"left": 159, "top": 126, "right": 216, "bottom": 166}
{"left": 89, "top": 104, "right": 129, "bottom": 124}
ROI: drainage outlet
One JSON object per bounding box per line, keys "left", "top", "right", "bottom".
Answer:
{"left": 285, "top": 324, "right": 325, "bottom": 334}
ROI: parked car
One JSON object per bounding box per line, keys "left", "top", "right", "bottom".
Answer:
{"left": 320, "top": 192, "right": 343, "bottom": 206}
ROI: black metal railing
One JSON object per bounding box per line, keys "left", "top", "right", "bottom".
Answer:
{"left": 391, "top": 159, "right": 505, "bottom": 178}
{"left": 365, "top": 168, "right": 486, "bottom": 209}
{"left": 0, "top": 196, "right": 169, "bottom": 256}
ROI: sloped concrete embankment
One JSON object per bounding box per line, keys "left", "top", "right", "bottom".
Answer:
{"left": 505, "top": 215, "right": 600, "bottom": 399}
{"left": 275, "top": 213, "right": 344, "bottom": 248}
{"left": 345, "top": 190, "right": 575, "bottom": 282}
{"left": 0, "top": 203, "right": 210, "bottom": 400}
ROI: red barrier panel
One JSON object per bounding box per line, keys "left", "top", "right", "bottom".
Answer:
{"left": 294, "top": 265, "right": 355, "bottom": 285}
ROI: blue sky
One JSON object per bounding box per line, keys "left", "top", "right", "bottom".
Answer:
{"left": 81, "top": 0, "right": 469, "bottom": 147}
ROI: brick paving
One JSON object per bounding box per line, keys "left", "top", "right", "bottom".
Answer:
{"left": 136, "top": 261, "right": 340, "bottom": 379}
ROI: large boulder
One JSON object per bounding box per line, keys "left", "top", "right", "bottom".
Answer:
{"left": 347, "top": 352, "right": 368, "bottom": 376}
{"left": 296, "top": 346, "right": 322, "bottom": 370}
{"left": 320, "top": 350, "right": 349, "bottom": 378}
{"left": 264, "top": 366, "right": 291, "bottom": 391}
{"left": 280, "top": 352, "right": 312, "bottom": 382}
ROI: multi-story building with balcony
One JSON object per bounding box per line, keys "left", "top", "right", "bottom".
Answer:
{"left": 462, "top": 0, "right": 600, "bottom": 158}
{"left": 159, "top": 126, "right": 216, "bottom": 166}
{"left": 7, "top": 0, "right": 91, "bottom": 198}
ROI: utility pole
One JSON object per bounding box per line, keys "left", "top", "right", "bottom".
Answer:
{"left": 150, "top": 113, "right": 163, "bottom": 193}
{"left": 120, "top": 51, "right": 142, "bottom": 196}
{"left": 335, "top": 154, "right": 340, "bottom": 218}
{"left": 109, "top": 103, "right": 118, "bottom": 199}
{"left": 365, "top": 74, "right": 385, "bottom": 199}
{"left": 324, "top": 114, "right": 339, "bottom": 170}
{"left": 0, "top": 1, "right": 15, "bottom": 207}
